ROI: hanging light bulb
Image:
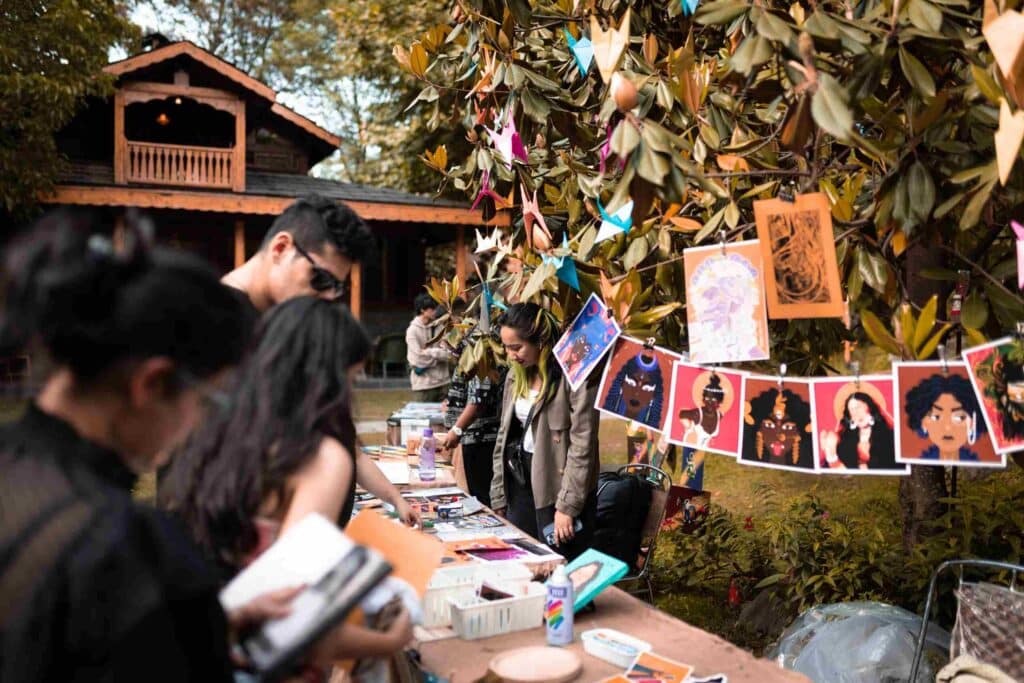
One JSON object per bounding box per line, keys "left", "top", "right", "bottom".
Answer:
{"left": 156, "top": 112, "right": 170, "bottom": 126}
{"left": 174, "top": 97, "right": 182, "bottom": 105}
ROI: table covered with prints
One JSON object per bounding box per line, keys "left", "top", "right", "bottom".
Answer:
{"left": 361, "top": 445, "right": 457, "bottom": 489}
{"left": 416, "top": 586, "right": 809, "bottom": 682}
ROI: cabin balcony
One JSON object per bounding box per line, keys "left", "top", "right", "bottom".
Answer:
{"left": 126, "top": 140, "right": 235, "bottom": 189}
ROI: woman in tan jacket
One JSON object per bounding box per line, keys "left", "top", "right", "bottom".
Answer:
{"left": 490, "top": 303, "right": 600, "bottom": 560}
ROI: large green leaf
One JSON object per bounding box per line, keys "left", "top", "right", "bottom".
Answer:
{"left": 695, "top": 0, "right": 750, "bottom": 26}
{"left": 811, "top": 74, "right": 854, "bottom": 141}
{"left": 899, "top": 47, "right": 936, "bottom": 98}
{"left": 960, "top": 291, "right": 989, "bottom": 330}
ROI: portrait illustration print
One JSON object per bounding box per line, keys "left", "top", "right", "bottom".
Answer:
{"left": 664, "top": 362, "right": 746, "bottom": 457}
{"left": 596, "top": 337, "right": 681, "bottom": 431}
{"left": 553, "top": 293, "right": 622, "bottom": 391}
{"left": 810, "top": 376, "right": 909, "bottom": 475}
{"left": 753, "top": 192, "right": 844, "bottom": 319}
{"left": 683, "top": 240, "right": 770, "bottom": 364}
{"left": 739, "top": 377, "right": 816, "bottom": 472}
{"left": 963, "top": 338, "right": 1024, "bottom": 455}
{"left": 894, "top": 362, "right": 1002, "bottom": 468}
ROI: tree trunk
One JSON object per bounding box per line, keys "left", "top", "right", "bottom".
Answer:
{"left": 899, "top": 241, "right": 949, "bottom": 551}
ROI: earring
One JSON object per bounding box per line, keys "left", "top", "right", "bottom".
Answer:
{"left": 968, "top": 413, "right": 977, "bottom": 445}
{"left": 919, "top": 427, "right": 928, "bottom": 437}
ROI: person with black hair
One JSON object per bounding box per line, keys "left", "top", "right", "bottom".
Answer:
{"left": 0, "top": 211, "right": 299, "bottom": 682}
{"left": 741, "top": 386, "right": 814, "bottom": 469}
{"left": 221, "top": 194, "right": 420, "bottom": 528}
{"left": 222, "top": 194, "right": 375, "bottom": 313}
{"left": 491, "top": 303, "right": 600, "bottom": 561}
{"left": 601, "top": 350, "right": 666, "bottom": 428}
{"left": 819, "top": 388, "right": 898, "bottom": 470}
{"left": 160, "top": 297, "right": 413, "bottom": 661}
{"left": 904, "top": 373, "right": 987, "bottom": 462}
{"left": 406, "top": 291, "right": 451, "bottom": 402}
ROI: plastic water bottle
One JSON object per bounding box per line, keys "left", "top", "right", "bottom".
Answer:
{"left": 545, "top": 564, "right": 574, "bottom": 646}
{"left": 418, "top": 428, "right": 436, "bottom": 481}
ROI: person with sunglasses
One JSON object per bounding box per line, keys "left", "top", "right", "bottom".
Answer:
{"left": 222, "top": 195, "right": 373, "bottom": 312}
{"left": 221, "top": 195, "right": 422, "bottom": 528}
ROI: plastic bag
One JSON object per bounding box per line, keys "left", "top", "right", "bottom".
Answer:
{"left": 766, "top": 601, "right": 950, "bottom": 683}
{"left": 952, "top": 582, "right": 1024, "bottom": 680}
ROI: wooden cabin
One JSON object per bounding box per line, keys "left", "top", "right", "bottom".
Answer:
{"left": 41, "top": 40, "right": 505, "bottom": 336}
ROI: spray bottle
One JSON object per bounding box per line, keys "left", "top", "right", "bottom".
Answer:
{"left": 545, "top": 564, "right": 574, "bottom": 646}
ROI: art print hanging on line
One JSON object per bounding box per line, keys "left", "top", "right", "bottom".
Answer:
{"left": 738, "top": 376, "right": 816, "bottom": 472}
{"left": 664, "top": 361, "right": 746, "bottom": 457}
{"left": 810, "top": 376, "right": 909, "bottom": 475}
{"left": 753, "top": 193, "right": 845, "bottom": 319}
{"left": 683, "top": 239, "right": 770, "bottom": 364}
{"left": 553, "top": 293, "right": 621, "bottom": 391}
{"left": 893, "top": 362, "right": 1003, "bottom": 468}
{"left": 596, "top": 336, "right": 681, "bottom": 431}
{"left": 963, "top": 338, "right": 1024, "bottom": 455}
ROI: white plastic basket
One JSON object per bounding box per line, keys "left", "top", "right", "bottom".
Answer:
{"left": 448, "top": 581, "right": 546, "bottom": 640}
{"left": 423, "top": 563, "right": 534, "bottom": 628}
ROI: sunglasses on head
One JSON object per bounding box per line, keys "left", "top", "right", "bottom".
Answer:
{"left": 292, "top": 240, "right": 347, "bottom": 298}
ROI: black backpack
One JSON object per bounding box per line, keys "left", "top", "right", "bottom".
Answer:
{"left": 591, "top": 471, "right": 654, "bottom": 570}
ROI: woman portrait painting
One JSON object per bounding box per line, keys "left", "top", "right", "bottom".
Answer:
{"left": 811, "top": 377, "right": 907, "bottom": 474}
{"left": 738, "top": 378, "right": 815, "bottom": 472}
{"left": 597, "top": 337, "right": 680, "bottom": 431}
{"left": 553, "top": 293, "right": 621, "bottom": 391}
{"left": 894, "top": 362, "right": 1002, "bottom": 467}
{"left": 665, "top": 362, "right": 745, "bottom": 456}
{"left": 963, "top": 338, "right": 1024, "bottom": 455}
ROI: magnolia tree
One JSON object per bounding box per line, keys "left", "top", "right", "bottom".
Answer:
{"left": 396, "top": 0, "right": 1024, "bottom": 544}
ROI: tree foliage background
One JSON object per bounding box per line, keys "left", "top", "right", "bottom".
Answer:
{"left": 1, "top": 0, "right": 136, "bottom": 218}
{"left": 400, "top": 0, "right": 1024, "bottom": 543}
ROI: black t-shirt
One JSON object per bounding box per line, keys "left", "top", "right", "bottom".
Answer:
{"left": 0, "top": 405, "right": 235, "bottom": 683}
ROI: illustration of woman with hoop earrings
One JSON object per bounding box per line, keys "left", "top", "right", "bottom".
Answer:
{"left": 904, "top": 374, "right": 986, "bottom": 462}
{"left": 602, "top": 350, "right": 665, "bottom": 428}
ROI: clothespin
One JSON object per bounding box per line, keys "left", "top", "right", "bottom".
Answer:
{"left": 680, "top": 351, "right": 691, "bottom": 363}
{"left": 938, "top": 345, "right": 949, "bottom": 376}
{"left": 777, "top": 362, "right": 787, "bottom": 389}
{"left": 718, "top": 229, "right": 728, "bottom": 257}
{"left": 643, "top": 337, "right": 656, "bottom": 350}
{"left": 1015, "top": 321, "right": 1024, "bottom": 342}
{"left": 778, "top": 179, "right": 797, "bottom": 203}
{"left": 851, "top": 360, "right": 861, "bottom": 389}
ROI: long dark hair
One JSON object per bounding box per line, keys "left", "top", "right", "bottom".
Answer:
{"left": 160, "top": 297, "right": 371, "bottom": 571}
{"left": 835, "top": 391, "right": 897, "bottom": 469}
{"left": 603, "top": 353, "right": 665, "bottom": 427}
{"left": 0, "top": 210, "right": 252, "bottom": 384}
{"left": 744, "top": 387, "right": 813, "bottom": 467}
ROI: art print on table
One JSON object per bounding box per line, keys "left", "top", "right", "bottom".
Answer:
{"left": 683, "top": 240, "right": 770, "bottom": 363}
{"left": 963, "top": 337, "right": 1024, "bottom": 455}
{"left": 554, "top": 293, "right": 622, "bottom": 391}
{"left": 894, "top": 362, "right": 1003, "bottom": 467}
{"left": 811, "top": 376, "right": 909, "bottom": 475}
{"left": 753, "top": 193, "right": 844, "bottom": 319}
{"left": 738, "top": 377, "right": 816, "bottom": 472}
{"left": 665, "top": 362, "right": 746, "bottom": 457}
{"left": 596, "top": 336, "right": 682, "bottom": 430}
{"left": 625, "top": 651, "right": 694, "bottom": 682}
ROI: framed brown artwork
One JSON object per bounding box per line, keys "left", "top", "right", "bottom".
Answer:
{"left": 753, "top": 192, "right": 844, "bottom": 319}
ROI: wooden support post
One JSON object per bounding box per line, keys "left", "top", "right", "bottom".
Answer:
{"left": 113, "top": 215, "right": 126, "bottom": 251}
{"left": 233, "top": 219, "right": 245, "bottom": 268}
{"left": 350, "top": 261, "right": 362, "bottom": 321}
{"left": 232, "top": 100, "right": 246, "bottom": 192}
{"left": 455, "top": 225, "right": 467, "bottom": 287}
{"left": 114, "top": 90, "right": 126, "bottom": 185}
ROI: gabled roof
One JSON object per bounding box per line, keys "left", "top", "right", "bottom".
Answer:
{"left": 104, "top": 41, "right": 341, "bottom": 151}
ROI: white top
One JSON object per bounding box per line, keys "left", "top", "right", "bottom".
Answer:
{"left": 514, "top": 389, "right": 540, "bottom": 454}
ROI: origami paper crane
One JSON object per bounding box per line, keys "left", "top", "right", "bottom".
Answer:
{"left": 474, "top": 227, "right": 507, "bottom": 254}
{"left": 486, "top": 110, "right": 528, "bottom": 169}
{"left": 521, "top": 183, "right": 552, "bottom": 251}
{"left": 563, "top": 28, "right": 594, "bottom": 77}
{"left": 681, "top": 0, "right": 700, "bottom": 16}
{"left": 483, "top": 282, "right": 508, "bottom": 312}
{"left": 590, "top": 8, "right": 631, "bottom": 83}
{"left": 595, "top": 198, "right": 634, "bottom": 243}
{"left": 996, "top": 99, "right": 1024, "bottom": 186}
{"left": 467, "top": 48, "right": 498, "bottom": 99}
{"left": 1013, "top": 220, "right": 1024, "bottom": 290}
{"left": 541, "top": 236, "right": 580, "bottom": 290}
{"left": 471, "top": 169, "right": 513, "bottom": 211}
{"left": 983, "top": 2, "right": 1024, "bottom": 109}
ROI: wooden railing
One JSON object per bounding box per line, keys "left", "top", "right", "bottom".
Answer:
{"left": 126, "top": 140, "right": 234, "bottom": 189}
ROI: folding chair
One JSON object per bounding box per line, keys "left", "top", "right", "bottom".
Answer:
{"left": 614, "top": 463, "right": 671, "bottom": 604}
{"left": 910, "top": 558, "right": 1024, "bottom": 682}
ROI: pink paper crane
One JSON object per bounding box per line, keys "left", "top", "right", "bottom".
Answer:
{"left": 471, "top": 169, "right": 512, "bottom": 211}
{"left": 521, "top": 183, "right": 552, "bottom": 251}
{"left": 486, "top": 109, "right": 528, "bottom": 169}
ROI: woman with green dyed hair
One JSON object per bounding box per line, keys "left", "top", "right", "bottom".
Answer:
{"left": 490, "top": 302, "right": 600, "bottom": 560}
